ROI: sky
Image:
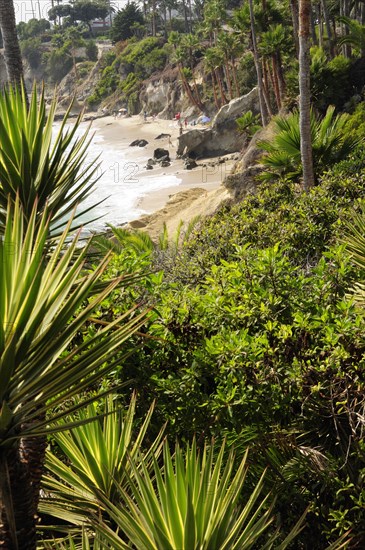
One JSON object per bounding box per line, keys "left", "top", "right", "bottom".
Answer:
{"left": 14, "top": 1, "right": 127, "bottom": 23}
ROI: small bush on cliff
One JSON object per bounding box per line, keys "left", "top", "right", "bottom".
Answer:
{"left": 88, "top": 37, "right": 166, "bottom": 107}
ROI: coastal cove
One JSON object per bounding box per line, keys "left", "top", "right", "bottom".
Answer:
{"left": 82, "top": 114, "right": 234, "bottom": 238}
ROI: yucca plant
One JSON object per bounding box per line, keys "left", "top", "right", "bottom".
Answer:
{"left": 41, "top": 527, "right": 108, "bottom": 550}
{"left": 40, "top": 394, "right": 163, "bottom": 529}
{"left": 258, "top": 106, "right": 361, "bottom": 182}
{"left": 0, "top": 84, "right": 101, "bottom": 236}
{"left": 89, "top": 441, "right": 306, "bottom": 550}
{"left": 0, "top": 197, "right": 147, "bottom": 549}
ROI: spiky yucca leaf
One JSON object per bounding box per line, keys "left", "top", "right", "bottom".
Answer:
{"left": 0, "top": 84, "right": 102, "bottom": 236}
{"left": 40, "top": 394, "right": 163, "bottom": 528}
{"left": 0, "top": 197, "right": 147, "bottom": 446}
{"left": 93, "top": 442, "right": 306, "bottom": 550}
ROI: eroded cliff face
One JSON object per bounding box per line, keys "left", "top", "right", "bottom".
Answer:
{"left": 223, "top": 120, "right": 275, "bottom": 200}
{"left": 140, "top": 71, "right": 182, "bottom": 118}
{"left": 176, "top": 88, "right": 260, "bottom": 158}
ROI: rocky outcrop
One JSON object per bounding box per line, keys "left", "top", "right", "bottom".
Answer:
{"left": 139, "top": 68, "right": 185, "bottom": 119}
{"left": 223, "top": 122, "right": 275, "bottom": 200}
{"left": 154, "top": 148, "right": 170, "bottom": 161}
{"left": 176, "top": 88, "right": 260, "bottom": 158}
{"left": 130, "top": 139, "right": 148, "bottom": 147}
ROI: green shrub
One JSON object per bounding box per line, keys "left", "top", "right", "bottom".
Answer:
{"left": 85, "top": 39, "right": 98, "bottom": 61}
{"left": 21, "top": 37, "right": 42, "bottom": 69}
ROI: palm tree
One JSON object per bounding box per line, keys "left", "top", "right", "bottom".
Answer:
{"left": 181, "top": 33, "right": 204, "bottom": 107}
{"left": 0, "top": 0, "right": 24, "bottom": 87}
{"left": 260, "top": 24, "right": 288, "bottom": 111}
{"left": 203, "top": 0, "right": 226, "bottom": 45}
{"left": 174, "top": 46, "right": 204, "bottom": 111}
{"left": 248, "top": 0, "right": 269, "bottom": 126}
{"left": 299, "top": 0, "right": 315, "bottom": 190}
{"left": 258, "top": 106, "right": 360, "bottom": 182}
{"left": 40, "top": 395, "right": 163, "bottom": 534}
{"left": 203, "top": 48, "right": 221, "bottom": 109}
{"left": 338, "top": 15, "right": 365, "bottom": 57}
{"left": 217, "top": 32, "right": 235, "bottom": 100}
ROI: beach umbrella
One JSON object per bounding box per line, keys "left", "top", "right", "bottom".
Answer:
{"left": 201, "top": 115, "right": 211, "bottom": 123}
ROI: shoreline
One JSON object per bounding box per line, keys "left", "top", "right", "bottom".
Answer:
{"left": 90, "top": 114, "right": 233, "bottom": 239}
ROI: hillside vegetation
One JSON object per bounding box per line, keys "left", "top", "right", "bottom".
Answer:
{"left": 3, "top": 0, "right": 365, "bottom": 548}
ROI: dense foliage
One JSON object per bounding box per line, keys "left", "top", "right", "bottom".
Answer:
{"left": 78, "top": 150, "right": 365, "bottom": 547}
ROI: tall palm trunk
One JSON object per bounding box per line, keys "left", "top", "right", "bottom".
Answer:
{"left": 290, "top": 0, "right": 300, "bottom": 56}
{"left": 276, "top": 51, "right": 286, "bottom": 103}
{"left": 316, "top": 3, "right": 324, "bottom": 48}
{"left": 231, "top": 58, "right": 240, "bottom": 96}
{"left": 223, "top": 58, "right": 234, "bottom": 99}
{"left": 249, "top": 0, "right": 269, "bottom": 125}
{"left": 179, "top": 66, "right": 203, "bottom": 110}
{"left": 262, "top": 59, "right": 273, "bottom": 115}
{"left": 271, "top": 55, "right": 282, "bottom": 109}
{"left": 321, "top": 0, "right": 334, "bottom": 57}
{"left": 299, "top": 0, "right": 315, "bottom": 190}
{"left": 215, "top": 67, "right": 227, "bottom": 104}
{"left": 0, "top": 0, "right": 24, "bottom": 88}
{"left": 210, "top": 70, "right": 221, "bottom": 109}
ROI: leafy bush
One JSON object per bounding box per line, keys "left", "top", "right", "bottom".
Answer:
{"left": 286, "top": 47, "right": 353, "bottom": 112}
{"left": 85, "top": 155, "right": 365, "bottom": 546}
{"left": 21, "top": 37, "right": 42, "bottom": 69}
{"left": 46, "top": 47, "right": 73, "bottom": 83}
{"left": 85, "top": 39, "right": 98, "bottom": 61}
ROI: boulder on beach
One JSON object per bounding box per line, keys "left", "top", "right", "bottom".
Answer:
{"left": 130, "top": 139, "right": 148, "bottom": 147}
{"left": 176, "top": 88, "right": 259, "bottom": 158}
{"left": 184, "top": 159, "right": 198, "bottom": 170}
{"left": 155, "top": 133, "right": 171, "bottom": 140}
{"left": 154, "top": 148, "right": 170, "bottom": 161}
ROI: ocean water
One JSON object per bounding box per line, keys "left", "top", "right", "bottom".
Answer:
{"left": 57, "top": 121, "right": 180, "bottom": 234}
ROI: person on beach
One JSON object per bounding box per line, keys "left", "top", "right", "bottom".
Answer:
{"left": 144, "top": 110, "right": 147, "bottom": 121}
{"left": 184, "top": 117, "right": 188, "bottom": 128}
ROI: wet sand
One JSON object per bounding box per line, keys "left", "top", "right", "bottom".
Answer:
{"left": 91, "top": 114, "right": 233, "bottom": 239}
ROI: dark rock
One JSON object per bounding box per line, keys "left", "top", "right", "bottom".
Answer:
{"left": 130, "top": 139, "right": 148, "bottom": 147}
{"left": 161, "top": 160, "right": 171, "bottom": 167}
{"left": 184, "top": 159, "right": 198, "bottom": 170}
{"left": 155, "top": 133, "right": 171, "bottom": 140}
{"left": 147, "top": 158, "right": 156, "bottom": 166}
{"left": 154, "top": 148, "right": 170, "bottom": 161}
{"left": 146, "top": 164, "right": 153, "bottom": 170}
{"left": 157, "top": 155, "right": 169, "bottom": 163}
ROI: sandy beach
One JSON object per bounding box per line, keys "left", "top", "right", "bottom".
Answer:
{"left": 91, "top": 114, "right": 233, "bottom": 240}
